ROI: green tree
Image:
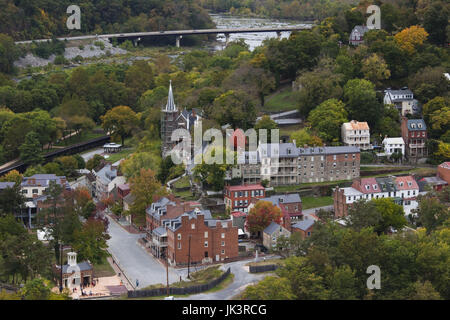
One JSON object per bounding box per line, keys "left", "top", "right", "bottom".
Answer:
{"left": 73, "top": 219, "right": 110, "bottom": 265}
{"left": 307, "top": 99, "right": 348, "bottom": 143}
{"left": 254, "top": 115, "right": 278, "bottom": 142}
{"left": 372, "top": 198, "right": 407, "bottom": 234}
{"left": 19, "top": 132, "right": 44, "bottom": 166}
{"left": 101, "top": 105, "right": 139, "bottom": 146}
{"left": 242, "top": 276, "right": 295, "bottom": 300}
{"left": 296, "top": 65, "right": 343, "bottom": 117}
{"left": 210, "top": 90, "right": 256, "bottom": 130}
{"left": 343, "top": 79, "right": 382, "bottom": 129}
{"left": 423, "top": 1, "right": 449, "bottom": 45}
{"left": 290, "top": 128, "right": 323, "bottom": 148}
{"left": 414, "top": 195, "right": 449, "bottom": 234}
{"left": 0, "top": 34, "right": 19, "bottom": 74}
{"left": 0, "top": 183, "right": 25, "bottom": 217}
{"left": 346, "top": 200, "right": 382, "bottom": 232}
{"left": 361, "top": 53, "right": 391, "bottom": 87}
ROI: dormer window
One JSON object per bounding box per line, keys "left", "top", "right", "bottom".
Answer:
{"left": 411, "top": 123, "right": 416, "bottom": 128}
{"left": 407, "top": 182, "right": 412, "bottom": 187}
{"left": 373, "top": 185, "right": 378, "bottom": 190}
{"left": 418, "top": 124, "right": 422, "bottom": 128}
{"left": 400, "top": 182, "right": 404, "bottom": 187}
{"left": 365, "top": 185, "right": 370, "bottom": 190}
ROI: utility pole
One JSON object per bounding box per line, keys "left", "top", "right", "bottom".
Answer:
{"left": 59, "top": 242, "right": 63, "bottom": 293}
{"left": 166, "top": 252, "right": 169, "bottom": 296}
{"left": 187, "top": 234, "right": 192, "bottom": 279}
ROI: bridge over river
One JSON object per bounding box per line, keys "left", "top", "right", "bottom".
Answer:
{"left": 15, "top": 25, "right": 313, "bottom": 47}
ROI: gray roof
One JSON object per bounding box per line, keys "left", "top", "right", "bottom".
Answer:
{"left": 0, "top": 182, "right": 15, "bottom": 190}
{"left": 123, "top": 193, "right": 135, "bottom": 204}
{"left": 298, "top": 146, "right": 360, "bottom": 155}
{"left": 259, "top": 143, "right": 299, "bottom": 158}
{"left": 61, "top": 261, "right": 92, "bottom": 273}
{"left": 292, "top": 219, "right": 315, "bottom": 231}
{"left": 146, "top": 197, "right": 175, "bottom": 219}
{"left": 95, "top": 164, "right": 117, "bottom": 185}
{"left": 421, "top": 176, "right": 448, "bottom": 186}
{"left": 164, "top": 80, "right": 177, "bottom": 112}
{"left": 153, "top": 226, "right": 167, "bottom": 237}
{"left": 261, "top": 194, "right": 301, "bottom": 205}
{"left": 351, "top": 25, "right": 369, "bottom": 36}
{"left": 375, "top": 177, "right": 397, "bottom": 193}
{"left": 264, "top": 221, "right": 283, "bottom": 235}
{"left": 385, "top": 89, "right": 414, "bottom": 101}
{"left": 21, "top": 174, "right": 70, "bottom": 189}
{"left": 407, "top": 119, "right": 427, "bottom": 131}
{"left": 166, "top": 210, "right": 215, "bottom": 232}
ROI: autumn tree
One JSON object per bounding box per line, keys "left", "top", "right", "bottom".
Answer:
{"left": 101, "top": 105, "right": 139, "bottom": 146}
{"left": 247, "top": 201, "right": 282, "bottom": 235}
{"left": 73, "top": 219, "right": 110, "bottom": 264}
{"left": 394, "top": 26, "right": 429, "bottom": 55}
{"left": 129, "top": 168, "right": 166, "bottom": 225}
{"left": 0, "top": 170, "right": 23, "bottom": 184}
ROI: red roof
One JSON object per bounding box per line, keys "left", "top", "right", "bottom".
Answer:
{"left": 356, "top": 178, "right": 380, "bottom": 194}
{"left": 439, "top": 162, "right": 450, "bottom": 170}
{"left": 395, "top": 176, "right": 419, "bottom": 190}
{"left": 225, "top": 184, "right": 264, "bottom": 192}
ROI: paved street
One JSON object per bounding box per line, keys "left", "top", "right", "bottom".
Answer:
{"left": 81, "top": 148, "right": 104, "bottom": 162}
{"left": 178, "top": 258, "right": 276, "bottom": 300}
{"left": 106, "top": 215, "right": 179, "bottom": 289}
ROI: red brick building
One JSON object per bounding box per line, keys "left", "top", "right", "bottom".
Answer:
{"left": 166, "top": 211, "right": 238, "bottom": 266}
{"left": 401, "top": 117, "right": 428, "bottom": 161}
{"left": 224, "top": 184, "right": 265, "bottom": 213}
{"left": 437, "top": 162, "right": 450, "bottom": 184}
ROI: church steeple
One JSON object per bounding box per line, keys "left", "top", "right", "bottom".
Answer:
{"left": 164, "top": 80, "right": 177, "bottom": 112}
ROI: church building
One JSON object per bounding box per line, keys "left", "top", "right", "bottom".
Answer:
{"left": 161, "top": 81, "right": 202, "bottom": 158}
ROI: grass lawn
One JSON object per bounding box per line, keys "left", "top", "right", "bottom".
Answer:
{"left": 246, "top": 258, "right": 283, "bottom": 267}
{"left": 93, "top": 257, "right": 116, "bottom": 278}
{"left": 263, "top": 86, "right": 298, "bottom": 113}
{"left": 173, "top": 175, "right": 190, "bottom": 189}
{"left": 104, "top": 147, "right": 135, "bottom": 163}
{"left": 172, "top": 189, "right": 198, "bottom": 201}
{"left": 301, "top": 196, "right": 333, "bottom": 210}
{"left": 124, "top": 270, "right": 235, "bottom": 300}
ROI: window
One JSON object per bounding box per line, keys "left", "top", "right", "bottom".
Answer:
{"left": 221, "top": 241, "right": 225, "bottom": 246}
{"left": 333, "top": 155, "right": 337, "bottom": 160}
{"left": 221, "top": 250, "right": 225, "bottom": 254}
{"left": 373, "top": 185, "right": 378, "bottom": 190}
{"left": 177, "top": 234, "right": 181, "bottom": 240}
{"left": 204, "top": 241, "right": 208, "bottom": 247}
{"left": 221, "top": 233, "right": 225, "bottom": 239}
{"left": 204, "top": 231, "right": 208, "bottom": 238}
{"left": 178, "top": 242, "right": 181, "bottom": 249}
{"left": 32, "top": 189, "right": 38, "bottom": 194}
{"left": 191, "top": 223, "right": 195, "bottom": 229}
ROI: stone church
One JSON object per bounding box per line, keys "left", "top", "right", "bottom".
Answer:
{"left": 161, "top": 81, "right": 202, "bottom": 159}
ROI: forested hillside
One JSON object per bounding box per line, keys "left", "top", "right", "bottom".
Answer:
{"left": 0, "top": 0, "right": 215, "bottom": 40}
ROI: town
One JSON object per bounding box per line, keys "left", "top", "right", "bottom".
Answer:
{"left": 0, "top": 0, "right": 448, "bottom": 302}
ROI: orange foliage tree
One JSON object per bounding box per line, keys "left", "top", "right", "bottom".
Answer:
{"left": 394, "top": 26, "right": 429, "bottom": 55}
{"left": 247, "top": 200, "right": 282, "bottom": 234}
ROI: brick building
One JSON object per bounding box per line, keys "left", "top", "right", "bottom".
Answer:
{"left": 224, "top": 184, "right": 265, "bottom": 213}
{"left": 437, "top": 162, "right": 450, "bottom": 184}
{"left": 231, "top": 144, "right": 361, "bottom": 186}
{"left": 165, "top": 211, "right": 238, "bottom": 266}
{"left": 333, "top": 175, "right": 420, "bottom": 218}
{"left": 291, "top": 218, "right": 315, "bottom": 239}
{"left": 401, "top": 118, "right": 428, "bottom": 161}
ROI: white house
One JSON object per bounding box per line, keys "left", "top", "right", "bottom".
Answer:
{"left": 382, "top": 137, "right": 405, "bottom": 158}
{"left": 342, "top": 120, "right": 371, "bottom": 150}
{"left": 384, "top": 88, "right": 419, "bottom": 116}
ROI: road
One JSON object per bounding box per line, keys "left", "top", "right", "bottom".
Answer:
{"left": 302, "top": 205, "right": 333, "bottom": 216}
{"left": 106, "top": 215, "right": 180, "bottom": 289}
{"left": 178, "top": 258, "right": 277, "bottom": 300}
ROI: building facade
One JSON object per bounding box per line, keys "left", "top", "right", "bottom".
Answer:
{"left": 401, "top": 118, "right": 428, "bottom": 161}
{"left": 224, "top": 184, "right": 265, "bottom": 213}
{"left": 262, "top": 222, "right": 291, "bottom": 249}
{"left": 342, "top": 120, "right": 371, "bottom": 150}
{"left": 166, "top": 211, "right": 238, "bottom": 266}
{"left": 384, "top": 88, "right": 419, "bottom": 116}
{"left": 333, "top": 175, "right": 420, "bottom": 218}
{"left": 382, "top": 137, "right": 405, "bottom": 158}
{"left": 232, "top": 144, "right": 361, "bottom": 186}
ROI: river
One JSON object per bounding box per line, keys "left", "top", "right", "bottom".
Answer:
{"left": 209, "top": 14, "right": 312, "bottom": 51}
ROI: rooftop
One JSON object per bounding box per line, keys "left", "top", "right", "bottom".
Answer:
{"left": 226, "top": 184, "right": 265, "bottom": 192}
{"left": 407, "top": 119, "right": 427, "bottom": 131}
{"left": 292, "top": 219, "right": 315, "bottom": 231}
{"left": 343, "top": 120, "right": 370, "bottom": 131}
{"left": 263, "top": 221, "right": 284, "bottom": 235}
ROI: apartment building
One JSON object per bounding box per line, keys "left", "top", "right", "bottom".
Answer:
{"left": 224, "top": 184, "right": 265, "bottom": 213}
{"left": 401, "top": 118, "right": 428, "bottom": 161}
{"left": 231, "top": 143, "right": 361, "bottom": 186}
{"left": 333, "top": 175, "right": 420, "bottom": 218}
{"left": 341, "top": 120, "right": 371, "bottom": 150}
{"left": 165, "top": 211, "right": 238, "bottom": 266}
